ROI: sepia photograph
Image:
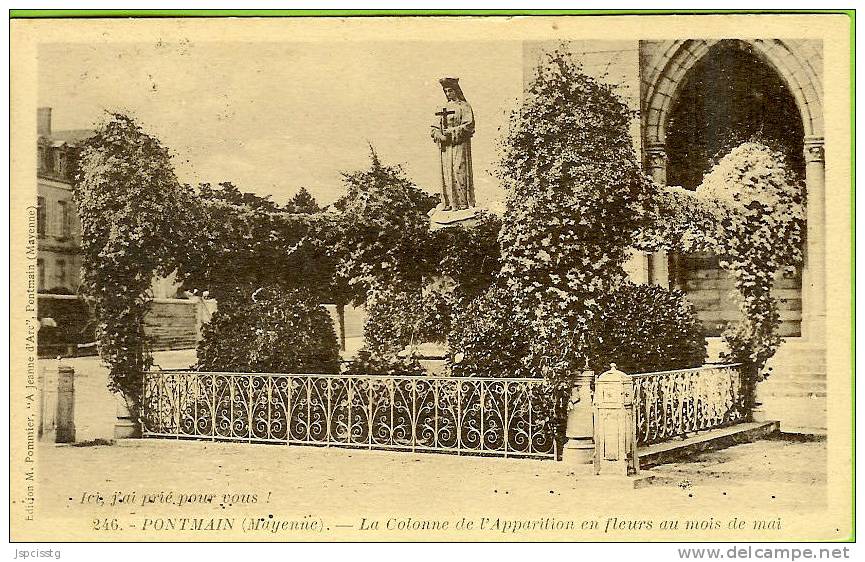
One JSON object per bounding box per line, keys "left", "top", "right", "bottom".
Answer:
{"left": 8, "top": 11, "right": 854, "bottom": 548}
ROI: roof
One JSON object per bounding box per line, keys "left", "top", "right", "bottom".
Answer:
{"left": 41, "top": 129, "right": 95, "bottom": 146}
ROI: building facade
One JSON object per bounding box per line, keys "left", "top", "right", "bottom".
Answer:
{"left": 36, "top": 107, "right": 88, "bottom": 294}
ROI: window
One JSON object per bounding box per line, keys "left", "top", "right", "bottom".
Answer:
{"left": 37, "top": 259, "right": 44, "bottom": 292}
{"left": 56, "top": 259, "right": 66, "bottom": 287}
{"left": 43, "top": 148, "right": 54, "bottom": 172}
{"left": 58, "top": 200, "right": 71, "bottom": 238}
{"left": 36, "top": 197, "right": 46, "bottom": 238}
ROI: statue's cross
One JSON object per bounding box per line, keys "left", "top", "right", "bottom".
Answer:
{"left": 435, "top": 106, "right": 455, "bottom": 131}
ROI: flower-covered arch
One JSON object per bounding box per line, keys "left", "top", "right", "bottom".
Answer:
{"left": 640, "top": 39, "right": 825, "bottom": 342}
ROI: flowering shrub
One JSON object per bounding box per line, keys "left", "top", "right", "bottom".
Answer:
{"left": 637, "top": 141, "right": 805, "bottom": 389}
{"left": 426, "top": 211, "right": 502, "bottom": 301}
{"left": 447, "top": 284, "right": 536, "bottom": 379}
{"left": 588, "top": 282, "right": 707, "bottom": 374}
{"left": 450, "top": 282, "right": 706, "bottom": 377}
{"left": 196, "top": 288, "right": 340, "bottom": 374}
{"left": 361, "top": 283, "right": 453, "bottom": 360}
{"left": 633, "top": 182, "right": 716, "bottom": 254}
{"left": 358, "top": 211, "right": 502, "bottom": 371}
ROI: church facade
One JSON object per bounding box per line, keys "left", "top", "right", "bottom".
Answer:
{"left": 523, "top": 39, "right": 826, "bottom": 433}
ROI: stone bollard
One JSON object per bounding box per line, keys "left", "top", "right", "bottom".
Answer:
{"left": 39, "top": 361, "right": 75, "bottom": 443}
{"left": 593, "top": 364, "right": 639, "bottom": 476}
{"left": 55, "top": 365, "right": 76, "bottom": 443}
{"left": 562, "top": 369, "right": 595, "bottom": 466}
{"left": 38, "top": 362, "right": 59, "bottom": 441}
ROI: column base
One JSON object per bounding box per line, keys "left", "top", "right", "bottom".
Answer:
{"left": 801, "top": 311, "right": 827, "bottom": 345}
{"left": 561, "top": 438, "right": 594, "bottom": 465}
{"left": 750, "top": 406, "right": 768, "bottom": 423}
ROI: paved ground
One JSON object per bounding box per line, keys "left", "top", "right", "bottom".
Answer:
{"left": 22, "top": 434, "right": 835, "bottom": 541}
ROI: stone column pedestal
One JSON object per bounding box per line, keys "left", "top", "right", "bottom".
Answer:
{"left": 39, "top": 361, "right": 75, "bottom": 443}
{"left": 56, "top": 365, "right": 76, "bottom": 443}
{"left": 561, "top": 369, "right": 595, "bottom": 466}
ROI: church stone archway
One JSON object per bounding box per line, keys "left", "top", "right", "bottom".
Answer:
{"left": 640, "top": 39, "right": 824, "bottom": 342}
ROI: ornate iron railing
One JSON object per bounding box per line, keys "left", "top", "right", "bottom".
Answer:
{"left": 630, "top": 364, "right": 746, "bottom": 446}
{"left": 140, "top": 371, "right": 557, "bottom": 458}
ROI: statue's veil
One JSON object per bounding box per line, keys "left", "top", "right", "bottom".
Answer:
{"left": 439, "top": 77, "right": 466, "bottom": 101}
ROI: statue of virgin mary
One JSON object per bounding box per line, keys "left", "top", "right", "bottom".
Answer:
{"left": 430, "top": 77, "right": 475, "bottom": 211}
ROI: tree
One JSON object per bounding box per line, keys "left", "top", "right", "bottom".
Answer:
{"left": 285, "top": 186, "right": 321, "bottom": 214}
{"left": 180, "top": 182, "right": 334, "bottom": 304}
{"left": 328, "top": 147, "right": 438, "bottom": 306}
{"left": 323, "top": 147, "right": 440, "bottom": 364}
{"left": 198, "top": 181, "right": 282, "bottom": 211}
{"left": 74, "top": 113, "right": 194, "bottom": 415}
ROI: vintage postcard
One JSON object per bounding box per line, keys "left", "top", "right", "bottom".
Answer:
{"left": 9, "top": 12, "right": 854, "bottom": 545}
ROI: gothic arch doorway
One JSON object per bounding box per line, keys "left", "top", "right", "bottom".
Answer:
{"left": 640, "top": 39, "right": 826, "bottom": 340}
{"left": 665, "top": 41, "right": 804, "bottom": 337}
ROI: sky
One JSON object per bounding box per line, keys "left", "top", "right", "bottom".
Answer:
{"left": 38, "top": 40, "right": 526, "bottom": 207}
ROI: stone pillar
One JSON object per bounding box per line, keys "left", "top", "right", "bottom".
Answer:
{"left": 562, "top": 369, "right": 595, "bottom": 466}
{"left": 337, "top": 303, "right": 347, "bottom": 351}
{"left": 39, "top": 361, "right": 75, "bottom": 443}
{"left": 56, "top": 365, "right": 76, "bottom": 443}
{"left": 38, "top": 362, "right": 59, "bottom": 441}
{"left": 593, "top": 364, "right": 639, "bottom": 476}
{"left": 645, "top": 142, "right": 667, "bottom": 185}
{"left": 802, "top": 136, "right": 826, "bottom": 343}
{"left": 645, "top": 143, "right": 670, "bottom": 287}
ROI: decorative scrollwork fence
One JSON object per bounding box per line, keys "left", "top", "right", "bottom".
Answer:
{"left": 140, "top": 371, "right": 557, "bottom": 459}
{"left": 630, "top": 364, "right": 746, "bottom": 446}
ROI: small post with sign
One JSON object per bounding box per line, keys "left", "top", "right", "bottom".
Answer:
{"left": 593, "top": 363, "right": 639, "bottom": 476}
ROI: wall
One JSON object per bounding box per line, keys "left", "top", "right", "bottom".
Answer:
{"left": 145, "top": 298, "right": 203, "bottom": 351}
{"left": 38, "top": 294, "right": 207, "bottom": 356}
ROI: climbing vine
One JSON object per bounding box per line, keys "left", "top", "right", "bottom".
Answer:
{"left": 74, "top": 113, "right": 194, "bottom": 416}
{"left": 638, "top": 141, "right": 806, "bottom": 387}
{"left": 700, "top": 142, "right": 805, "bottom": 389}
